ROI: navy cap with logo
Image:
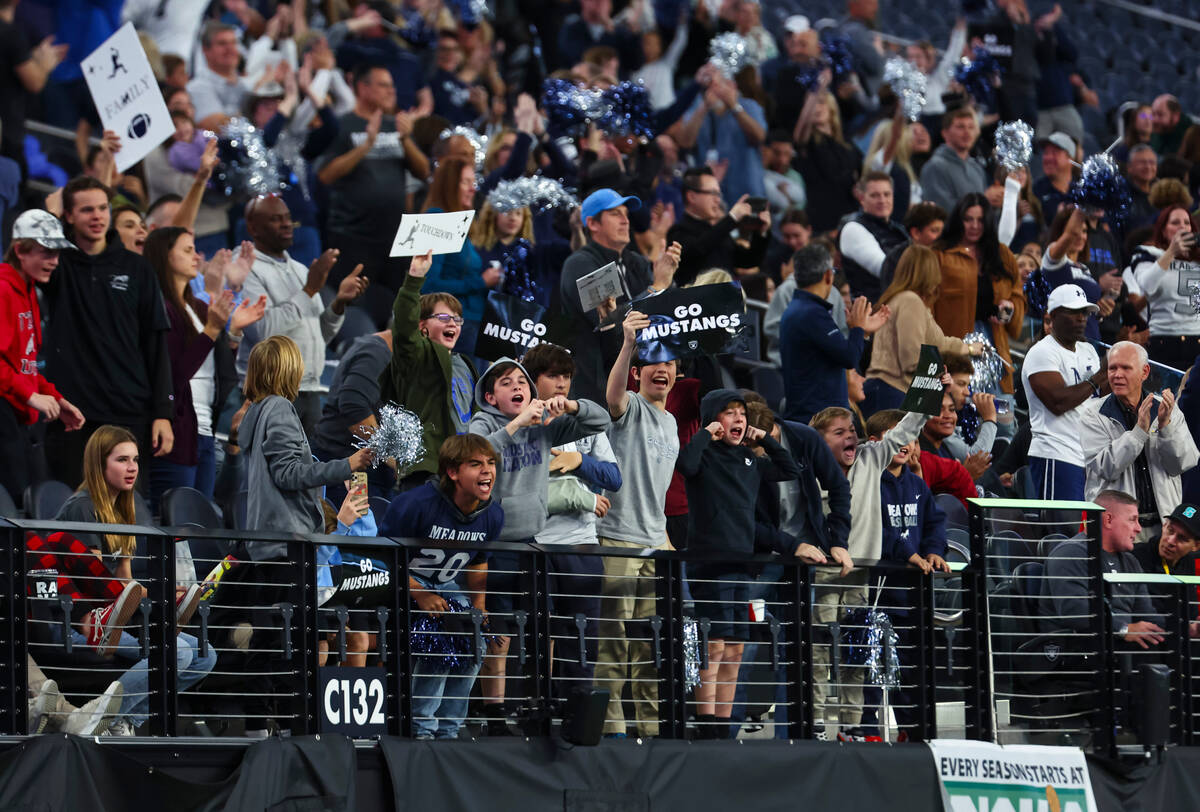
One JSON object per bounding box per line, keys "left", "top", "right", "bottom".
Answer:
{"left": 11, "top": 210, "right": 76, "bottom": 251}
{"left": 1166, "top": 503, "right": 1200, "bottom": 540}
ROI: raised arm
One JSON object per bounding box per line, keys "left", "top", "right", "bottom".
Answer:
{"left": 607, "top": 310, "right": 648, "bottom": 418}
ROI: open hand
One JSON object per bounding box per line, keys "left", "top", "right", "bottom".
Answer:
{"left": 549, "top": 448, "right": 583, "bottom": 473}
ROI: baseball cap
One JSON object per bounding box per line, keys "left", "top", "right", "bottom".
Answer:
{"left": 580, "top": 189, "right": 642, "bottom": 224}
{"left": 1041, "top": 131, "right": 1077, "bottom": 157}
{"left": 11, "top": 209, "right": 76, "bottom": 251}
{"left": 1045, "top": 283, "right": 1098, "bottom": 314}
{"left": 784, "top": 14, "right": 811, "bottom": 34}
{"left": 1166, "top": 503, "right": 1200, "bottom": 540}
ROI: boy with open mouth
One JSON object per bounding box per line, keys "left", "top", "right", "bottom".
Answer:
{"left": 467, "top": 356, "right": 610, "bottom": 733}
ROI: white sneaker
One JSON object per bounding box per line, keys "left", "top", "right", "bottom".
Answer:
{"left": 65, "top": 682, "right": 124, "bottom": 736}
{"left": 104, "top": 718, "right": 136, "bottom": 737}
{"left": 28, "top": 678, "right": 59, "bottom": 733}
{"left": 176, "top": 583, "right": 203, "bottom": 626}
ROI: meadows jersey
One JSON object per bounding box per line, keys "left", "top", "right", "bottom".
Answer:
{"left": 1021, "top": 334, "right": 1100, "bottom": 466}
{"left": 378, "top": 482, "right": 504, "bottom": 585}
{"left": 1124, "top": 245, "right": 1200, "bottom": 337}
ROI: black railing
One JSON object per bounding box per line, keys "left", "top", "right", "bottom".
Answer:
{"left": 0, "top": 498, "right": 1195, "bottom": 753}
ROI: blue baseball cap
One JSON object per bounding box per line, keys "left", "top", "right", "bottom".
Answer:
{"left": 580, "top": 189, "right": 642, "bottom": 224}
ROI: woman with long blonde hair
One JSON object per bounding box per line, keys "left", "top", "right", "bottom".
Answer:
{"left": 53, "top": 425, "right": 216, "bottom": 735}
{"left": 793, "top": 81, "right": 862, "bottom": 232}
{"left": 864, "top": 245, "right": 983, "bottom": 414}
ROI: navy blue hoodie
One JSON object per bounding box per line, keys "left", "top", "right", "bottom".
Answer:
{"left": 677, "top": 389, "right": 801, "bottom": 557}
{"left": 879, "top": 467, "right": 947, "bottom": 565}
{"left": 379, "top": 482, "right": 505, "bottom": 586}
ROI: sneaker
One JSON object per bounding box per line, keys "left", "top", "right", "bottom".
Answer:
{"left": 197, "top": 555, "right": 238, "bottom": 602}
{"left": 603, "top": 732, "right": 627, "bottom": 739}
{"left": 175, "top": 583, "right": 202, "bottom": 626}
{"left": 64, "top": 682, "right": 123, "bottom": 736}
{"left": 28, "top": 678, "right": 59, "bottom": 734}
{"left": 84, "top": 582, "right": 145, "bottom": 656}
{"left": 104, "top": 718, "right": 136, "bottom": 737}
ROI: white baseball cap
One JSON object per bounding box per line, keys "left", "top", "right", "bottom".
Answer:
{"left": 784, "top": 14, "right": 811, "bottom": 34}
{"left": 12, "top": 209, "right": 76, "bottom": 250}
{"left": 1041, "top": 131, "right": 1077, "bottom": 158}
{"left": 1046, "top": 283, "right": 1098, "bottom": 314}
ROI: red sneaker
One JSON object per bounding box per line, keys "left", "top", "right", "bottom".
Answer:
{"left": 84, "top": 581, "right": 144, "bottom": 656}
{"left": 176, "top": 583, "right": 202, "bottom": 626}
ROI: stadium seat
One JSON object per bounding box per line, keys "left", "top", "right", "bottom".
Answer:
{"left": 752, "top": 366, "right": 785, "bottom": 414}
{"left": 161, "top": 487, "right": 223, "bottom": 529}
{"left": 23, "top": 480, "right": 74, "bottom": 520}
{"left": 946, "top": 527, "right": 970, "bottom": 556}
{"left": 936, "top": 493, "right": 968, "bottom": 530}
{"left": 1010, "top": 561, "right": 1044, "bottom": 624}
{"left": 369, "top": 496, "right": 392, "bottom": 519}
{"left": 0, "top": 483, "right": 20, "bottom": 518}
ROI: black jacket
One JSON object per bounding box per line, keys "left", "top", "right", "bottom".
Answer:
{"left": 41, "top": 236, "right": 172, "bottom": 424}
{"left": 668, "top": 213, "right": 769, "bottom": 287}
{"left": 559, "top": 240, "right": 654, "bottom": 403}
{"left": 677, "top": 389, "right": 801, "bottom": 557}
{"left": 757, "top": 418, "right": 853, "bottom": 553}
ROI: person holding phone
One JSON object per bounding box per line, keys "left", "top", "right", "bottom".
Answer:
{"left": 667, "top": 166, "right": 769, "bottom": 286}
{"left": 1124, "top": 206, "right": 1200, "bottom": 370}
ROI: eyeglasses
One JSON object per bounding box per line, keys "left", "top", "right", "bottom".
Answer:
{"left": 686, "top": 186, "right": 722, "bottom": 197}
{"left": 428, "top": 314, "right": 465, "bottom": 325}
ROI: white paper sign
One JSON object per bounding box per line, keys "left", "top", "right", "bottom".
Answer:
{"left": 927, "top": 740, "right": 1098, "bottom": 812}
{"left": 389, "top": 211, "right": 476, "bottom": 257}
{"left": 81, "top": 22, "right": 174, "bottom": 173}
{"left": 575, "top": 261, "right": 626, "bottom": 312}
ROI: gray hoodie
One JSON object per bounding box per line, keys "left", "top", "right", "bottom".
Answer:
{"left": 467, "top": 357, "right": 611, "bottom": 541}
{"left": 918, "top": 143, "right": 988, "bottom": 212}
{"left": 846, "top": 411, "right": 926, "bottom": 566}
{"left": 240, "top": 395, "right": 352, "bottom": 560}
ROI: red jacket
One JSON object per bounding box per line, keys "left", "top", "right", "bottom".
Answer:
{"left": 0, "top": 262, "right": 60, "bottom": 424}
{"left": 918, "top": 451, "right": 976, "bottom": 508}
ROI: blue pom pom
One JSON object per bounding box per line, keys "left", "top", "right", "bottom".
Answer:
{"left": 793, "top": 62, "right": 824, "bottom": 93}
{"left": 541, "top": 78, "right": 600, "bottom": 138}
{"left": 957, "top": 398, "right": 981, "bottom": 446}
{"left": 500, "top": 238, "right": 539, "bottom": 303}
{"left": 819, "top": 34, "right": 856, "bottom": 85}
{"left": 1068, "top": 154, "right": 1132, "bottom": 227}
{"left": 599, "top": 81, "right": 656, "bottom": 140}
{"left": 955, "top": 46, "right": 1003, "bottom": 109}
{"left": 1024, "top": 268, "right": 1054, "bottom": 318}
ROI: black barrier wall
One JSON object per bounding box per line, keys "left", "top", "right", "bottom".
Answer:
{"left": 1, "top": 496, "right": 1197, "bottom": 753}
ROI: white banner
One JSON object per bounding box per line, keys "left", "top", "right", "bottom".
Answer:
{"left": 389, "top": 211, "right": 475, "bottom": 257}
{"left": 81, "top": 22, "right": 174, "bottom": 173}
{"left": 928, "top": 740, "right": 1098, "bottom": 812}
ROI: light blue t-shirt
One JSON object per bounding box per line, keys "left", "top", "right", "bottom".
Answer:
{"left": 691, "top": 97, "right": 768, "bottom": 204}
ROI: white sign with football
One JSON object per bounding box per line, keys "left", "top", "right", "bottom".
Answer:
{"left": 81, "top": 22, "right": 175, "bottom": 173}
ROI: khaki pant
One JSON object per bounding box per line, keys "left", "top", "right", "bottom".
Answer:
{"left": 592, "top": 537, "right": 660, "bottom": 736}
{"left": 811, "top": 568, "right": 870, "bottom": 731}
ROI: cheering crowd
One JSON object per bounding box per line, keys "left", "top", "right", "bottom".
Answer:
{"left": 3, "top": 0, "right": 1200, "bottom": 741}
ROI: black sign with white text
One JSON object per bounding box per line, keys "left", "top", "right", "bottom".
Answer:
{"left": 475, "top": 291, "right": 569, "bottom": 361}
{"left": 900, "top": 344, "right": 947, "bottom": 416}
{"left": 318, "top": 666, "right": 389, "bottom": 737}
{"left": 630, "top": 284, "right": 746, "bottom": 361}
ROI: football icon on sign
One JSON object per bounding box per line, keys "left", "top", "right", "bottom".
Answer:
{"left": 127, "top": 113, "right": 151, "bottom": 139}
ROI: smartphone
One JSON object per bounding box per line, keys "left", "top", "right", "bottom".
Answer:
{"left": 746, "top": 196, "right": 768, "bottom": 213}
{"left": 351, "top": 472, "right": 369, "bottom": 516}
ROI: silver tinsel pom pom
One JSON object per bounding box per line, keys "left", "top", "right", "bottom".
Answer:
{"left": 709, "top": 32, "right": 753, "bottom": 78}
{"left": 487, "top": 176, "right": 579, "bottom": 214}
{"left": 683, "top": 618, "right": 700, "bottom": 690}
{"left": 963, "top": 330, "right": 1004, "bottom": 393}
{"left": 883, "top": 57, "right": 927, "bottom": 122}
{"left": 994, "top": 120, "right": 1033, "bottom": 171}
{"left": 440, "top": 125, "right": 489, "bottom": 174}
{"left": 1189, "top": 282, "right": 1200, "bottom": 315}
{"left": 865, "top": 610, "right": 900, "bottom": 688}
{"left": 353, "top": 403, "right": 425, "bottom": 473}
{"left": 220, "top": 117, "right": 282, "bottom": 198}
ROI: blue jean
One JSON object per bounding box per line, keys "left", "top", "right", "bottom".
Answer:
{"left": 410, "top": 583, "right": 482, "bottom": 738}
{"left": 194, "top": 434, "right": 217, "bottom": 499}
{"left": 861, "top": 378, "right": 905, "bottom": 420}
{"left": 729, "top": 562, "right": 789, "bottom": 738}
{"left": 62, "top": 629, "right": 217, "bottom": 727}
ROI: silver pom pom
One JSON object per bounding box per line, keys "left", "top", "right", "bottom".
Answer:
{"left": 486, "top": 177, "right": 579, "bottom": 214}
{"left": 963, "top": 330, "right": 1004, "bottom": 393}
{"left": 439, "top": 125, "right": 490, "bottom": 174}
{"left": 683, "top": 618, "right": 700, "bottom": 690}
{"left": 353, "top": 403, "right": 426, "bottom": 473}
{"left": 220, "top": 117, "right": 282, "bottom": 198}
{"left": 1189, "top": 282, "right": 1200, "bottom": 315}
{"left": 709, "top": 32, "right": 754, "bottom": 78}
{"left": 883, "top": 57, "right": 927, "bottom": 122}
{"left": 865, "top": 610, "right": 900, "bottom": 688}
{"left": 994, "top": 120, "right": 1033, "bottom": 171}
